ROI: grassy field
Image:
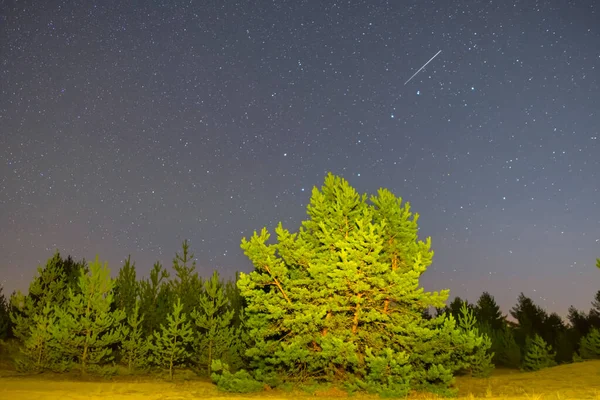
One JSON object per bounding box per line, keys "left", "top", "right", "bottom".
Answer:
{"left": 0, "top": 360, "right": 599, "bottom": 400}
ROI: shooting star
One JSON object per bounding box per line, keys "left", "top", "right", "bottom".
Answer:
{"left": 404, "top": 50, "right": 442, "bottom": 85}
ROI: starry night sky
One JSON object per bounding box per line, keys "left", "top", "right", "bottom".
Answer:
{"left": 1, "top": 0, "right": 599, "bottom": 317}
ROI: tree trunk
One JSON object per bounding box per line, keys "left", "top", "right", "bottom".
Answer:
{"left": 352, "top": 294, "right": 363, "bottom": 334}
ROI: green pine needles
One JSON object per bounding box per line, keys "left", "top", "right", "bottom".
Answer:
{"left": 150, "top": 297, "right": 194, "bottom": 380}
{"left": 522, "top": 334, "right": 557, "bottom": 371}
{"left": 52, "top": 257, "right": 126, "bottom": 374}
{"left": 235, "top": 173, "right": 487, "bottom": 396}
{"left": 579, "top": 328, "right": 600, "bottom": 359}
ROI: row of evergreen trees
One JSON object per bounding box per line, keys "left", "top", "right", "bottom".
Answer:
{"left": 4, "top": 242, "right": 244, "bottom": 379}
{"left": 434, "top": 288, "right": 600, "bottom": 372}
{"left": 0, "top": 173, "right": 598, "bottom": 397}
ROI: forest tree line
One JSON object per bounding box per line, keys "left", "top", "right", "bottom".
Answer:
{"left": 0, "top": 173, "right": 599, "bottom": 398}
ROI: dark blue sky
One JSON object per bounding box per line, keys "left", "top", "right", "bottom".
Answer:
{"left": 1, "top": 0, "right": 598, "bottom": 317}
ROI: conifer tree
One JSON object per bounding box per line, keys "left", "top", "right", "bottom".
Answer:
{"left": 544, "top": 312, "right": 566, "bottom": 362}
{"left": 0, "top": 286, "right": 10, "bottom": 339}
{"left": 121, "top": 301, "right": 150, "bottom": 372}
{"left": 139, "top": 262, "right": 173, "bottom": 335}
{"left": 579, "top": 328, "right": 600, "bottom": 359}
{"left": 171, "top": 240, "right": 202, "bottom": 316}
{"left": 510, "top": 293, "right": 548, "bottom": 348}
{"left": 567, "top": 305, "right": 591, "bottom": 339}
{"left": 589, "top": 290, "right": 600, "bottom": 329}
{"left": 10, "top": 252, "right": 86, "bottom": 342}
{"left": 17, "top": 303, "right": 60, "bottom": 371}
{"left": 151, "top": 297, "right": 193, "bottom": 380}
{"left": 236, "top": 173, "right": 476, "bottom": 396}
{"left": 52, "top": 257, "right": 125, "bottom": 374}
{"left": 493, "top": 324, "right": 521, "bottom": 368}
{"left": 474, "top": 292, "right": 505, "bottom": 331}
{"left": 522, "top": 334, "right": 556, "bottom": 371}
{"left": 225, "top": 273, "right": 246, "bottom": 328}
{"left": 190, "top": 270, "right": 236, "bottom": 375}
{"left": 444, "top": 296, "right": 471, "bottom": 321}
{"left": 114, "top": 255, "right": 138, "bottom": 316}
{"left": 456, "top": 302, "right": 494, "bottom": 377}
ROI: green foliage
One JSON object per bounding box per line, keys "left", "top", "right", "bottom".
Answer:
{"left": 121, "top": 301, "right": 150, "bottom": 372}
{"left": 359, "top": 347, "right": 412, "bottom": 397}
{"left": 139, "top": 262, "right": 173, "bottom": 335}
{"left": 237, "top": 173, "right": 470, "bottom": 396}
{"left": 510, "top": 293, "right": 548, "bottom": 348}
{"left": 474, "top": 292, "right": 505, "bottom": 331}
{"left": 590, "top": 290, "right": 600, "bottom": 330}
{"left": 190, "top": 270, "right": 237, "bottom": 375}
{"left": 113, "top": 255, "right": 138, "bottom": 316}
{"left": 522, "top": 334, "right": 556, "bottom": 371}
{"left": 10, "top": 252, "right": 86, "bottom": 342}
{"left": 579, "top": 328, "right": 600, "bottom": 359}
{"left": 225, "top": 274, "right": 246, "bottom": 328}
{"left": 150, "top": 297, "right": 194, "bottom": 380}
{"left": 0, "top": 286, "right": 10, "bottom": 339}
{"left": 211, "top": 359, "right": 264, "bottom": 393}
{"left": 52, "top": 256, "right": 126, "bottom": 374}
{"left": 456, "top": 302, "right": 494, "bottom": 377}
{"left": 171, "top": 240, "right": 202, "bottom": 316}
{"left": 492, "top": 324, "right": 521, "bottom": 368}
{"left": 16, "top": 303, "right": 62, "bottom": 372}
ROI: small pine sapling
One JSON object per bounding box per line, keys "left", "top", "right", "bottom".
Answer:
{"left": 121, "top": 301, "right": 151, "bottom": 372}
{"left": 579, "top": 328, "right": 600, "bottom": 359}
{"left": 151, "top": 297, "right": 194, "bottom": 380}
{"left": 522, "top": 334, "right": 557, "bottom": 371}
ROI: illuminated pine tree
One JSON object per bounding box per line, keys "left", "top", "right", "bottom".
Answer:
{"left": 17, "top": 303, "right": 60, "bottom": 371}
{"left": 121, "top": 301, "right": 151, "bottom": 372}
{"left": 237, "top": 173, "right": 473, "bottom": 396}
{"left": 151, "top": 297, "right": 193, "bottom": 380}
{"left": 52, "top": 257, "right": 125, "bottom": 374}
{"left": 191, "top": 270, "right": 236, "bottom": 375}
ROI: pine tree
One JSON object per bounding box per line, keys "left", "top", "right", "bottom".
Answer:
{"left": 589, "top": 290, "right": 600, "bottom": 329}
{"left": 567, "top": 305, "right": 591, "bottom": 340}
{"left": 17, "top": 303, "right": 60, "bottom": 371}
{"left": 493, "top": 324, "right": 521, "bottom": 368}
{"left": 151, "top": 297, "right": 194, "bottom": 380}
{"left": 522, "top": 334, "right": 556, "bottom": 371}
{"left": 114, "top": 255, "right": 138, "bottom": 316}
{"left": 510, "top": 293, "right": 548, "bottom": 348}
{"left": 225, "top": 274, "right": 246, "bottom": 329}
{"left": 544, "top": 312, "right": 566, "bottom": 362}
{"left": 10, "top": 252, "right": 86, "bottom": 342}
{"left": 236, "top": 173, "right": 473, "bottom": 396}
{"left": 444, "top": 296, "right": 471, "bottom": 321}
{"left": 456, "top": 302, "right": 494, "bottom": 377}
{"left": 121, "top": 301, "right": 150, "bottom": 372}
{"left": 139, "top": 262, "right": 173, "bottom": 336}
{"left": 52, "top": 256, "right": 125, "bottom": 374}
{"left": 0, "top": 286, "right": 10, "bottom": 339}
{"left": 190, "top": 270, "right": 236, "bottom": 375}
{"left": 474, "top": 292, "right": 505, "bottom": 331}
{"left": 579, "top": 328, "right": 600, "bottom": 359}
{"left": 171, "top": 240, "right": 202, "bottom": 316}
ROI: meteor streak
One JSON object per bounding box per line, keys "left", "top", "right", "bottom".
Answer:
{"left": 404, "top": 50, "right": 442, "bottom": 85}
